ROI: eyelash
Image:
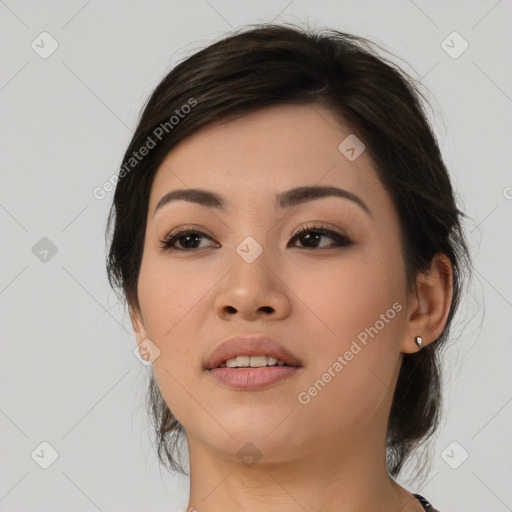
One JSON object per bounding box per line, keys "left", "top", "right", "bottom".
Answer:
{"left": 159, "top": 223, "right": 353, "bottom": 251}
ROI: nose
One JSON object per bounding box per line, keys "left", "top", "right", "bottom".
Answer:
{"left": 213, "top": 252, "right": 292, "bottom": 322}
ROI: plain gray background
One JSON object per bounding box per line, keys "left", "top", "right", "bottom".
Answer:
{"left": 1, "top": 1, "right": 511, "bottom": 511}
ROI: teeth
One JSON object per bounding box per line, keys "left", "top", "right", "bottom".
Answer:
{"left": 250, "top": 355, "right": 267, "bottom": 367}
{"left": 220, "top": 355, "right": 286, "bottom": 368}
{"left": 237, "top": 356, "right": 250, "bottom": 366}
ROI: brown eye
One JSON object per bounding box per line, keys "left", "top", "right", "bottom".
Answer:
{"left": 159, "top": 228, "right": 218, "bottom": 251}
{"left": 288, "top": 224, "right": 352, "bottom": 249}
{"left": 159, "top": 224, "right": 352, "bottom": 251}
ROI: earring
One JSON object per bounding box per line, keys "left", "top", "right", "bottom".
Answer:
{"left": 414, "top": 336, "right": 423, "bottom": 349}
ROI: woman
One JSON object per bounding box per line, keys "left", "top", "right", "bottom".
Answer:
{"left": 106, "top": 22, "right": 471, "bottom": 511}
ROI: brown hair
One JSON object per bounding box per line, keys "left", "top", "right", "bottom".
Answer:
{"left": 106, "top": 22, "right": 471, "bottom": 482}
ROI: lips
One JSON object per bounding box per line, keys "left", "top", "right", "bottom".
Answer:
{"left": 204, "top": 335, "right": 303, "bottom": 370}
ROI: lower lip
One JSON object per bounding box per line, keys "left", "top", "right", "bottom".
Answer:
{"left": 207, "top": 366, "right": 300, "bottom": 390}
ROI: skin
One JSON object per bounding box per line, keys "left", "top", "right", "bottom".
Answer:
{"left": 130, "top": 103, "right": 453, "bottom": 512}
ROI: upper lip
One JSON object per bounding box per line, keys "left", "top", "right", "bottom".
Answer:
{"left": 204, "top": 335, "right": 303, "bottom": 370}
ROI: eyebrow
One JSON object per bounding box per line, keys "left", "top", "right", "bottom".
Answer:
{"left": 154, "top": 185, "right": 371, "bottom": 216}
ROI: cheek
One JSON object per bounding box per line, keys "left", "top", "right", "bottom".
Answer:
{"left": 136, "top": 255, "right": 205, "bottom": 374}
{"left": 137, "top": 253, "right": 205, "bottom": 338}
{"left": 291, "top": 249, "right": 406, "bottom": 421}
{"left": 292, "top": 245, "right": 405, "bottom": 343}
{"left": 136, "top": 257, "right": 207, "bottom": 424}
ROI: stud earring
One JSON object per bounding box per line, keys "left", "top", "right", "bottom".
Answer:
{"left": 414, "top": 336, "right": 423, "bottom": 349}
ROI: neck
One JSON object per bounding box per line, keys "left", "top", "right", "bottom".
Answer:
{"left": 183, "top": 422, "right": 419, "bottom": 512}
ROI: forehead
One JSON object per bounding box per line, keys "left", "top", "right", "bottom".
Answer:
{"left": 149, "top": 103, "right": 382, "bottom": 214}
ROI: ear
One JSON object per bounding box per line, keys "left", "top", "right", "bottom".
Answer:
{"left": 129, "top": 305, "right": 148, "bottom": 345}
{"left": 401, "top": 253, "right": 453, "bottom": 354}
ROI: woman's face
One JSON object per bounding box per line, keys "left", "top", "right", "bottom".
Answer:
{"left": 132, "top": 103, "right": 415, "bottom": 463}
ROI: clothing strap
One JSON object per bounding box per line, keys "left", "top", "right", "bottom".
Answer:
{"left": 413, "top": 493, "right": 440, "bottom": 511}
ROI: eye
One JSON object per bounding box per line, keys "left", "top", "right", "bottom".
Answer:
{"left": 159, "top": 226, "right": 218, "bottom": 251}
{"left": 288, "top": 223, "right": 352, "bottom": 249}
{"left": 159, "top": 223, "right": 352, "bottom": 251}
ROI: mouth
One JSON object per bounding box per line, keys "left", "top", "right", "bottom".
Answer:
{"left": 212, "top": 355, "right": 297, "bottom": 369}
{"left": 208, "top": 363, "right": 301, "bottom": 390}
{"left": 204, "top": 336, "right": 303, "bottom": 390}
